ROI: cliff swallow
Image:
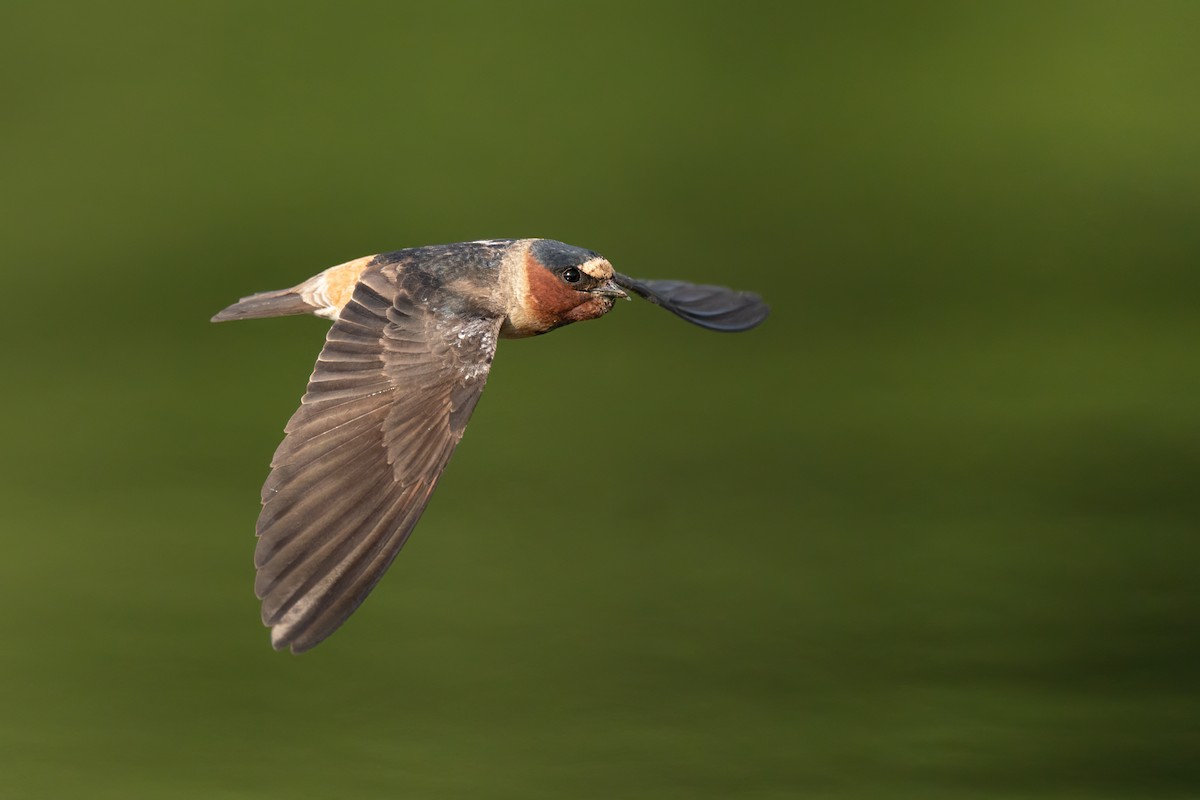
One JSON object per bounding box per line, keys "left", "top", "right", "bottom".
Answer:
{"left": 212, "top": 238, "right": 768, "bottom": 652}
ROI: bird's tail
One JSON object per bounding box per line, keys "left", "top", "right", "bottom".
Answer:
{"left": 211, "top": 255, "right": 375, "bottom": 323}
{"left": 211, "top": 287, "right": 317, "bottom": 323}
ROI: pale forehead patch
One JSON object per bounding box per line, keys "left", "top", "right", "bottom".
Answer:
{"left": 579, "top": 257, "right": 614, "bottom": 280}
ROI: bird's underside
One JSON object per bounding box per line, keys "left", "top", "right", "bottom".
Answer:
{"left": 212, "top": 239, "right": 768, "bottom": 652}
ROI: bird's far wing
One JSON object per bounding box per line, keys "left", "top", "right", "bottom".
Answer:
{"left": 613, "top": 272, "right": 769, "bottom": 332}
{"left": 253, "top": 268, "right": 502, "bottom": 653}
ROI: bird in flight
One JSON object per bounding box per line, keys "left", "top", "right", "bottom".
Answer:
{"left": 212, "top": 238, "right": 768, "bottom": 652}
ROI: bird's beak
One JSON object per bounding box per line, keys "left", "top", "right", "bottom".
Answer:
{"left": 590, "top": 279, "right": 629, "bottom": 299}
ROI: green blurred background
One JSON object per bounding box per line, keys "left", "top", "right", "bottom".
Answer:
{"left": 2, "top": 2, "right": 1197, "bottom": 797}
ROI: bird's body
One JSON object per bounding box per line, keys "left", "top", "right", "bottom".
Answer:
{"left": 213, "top": 238, "right": 767, "bottom": 652}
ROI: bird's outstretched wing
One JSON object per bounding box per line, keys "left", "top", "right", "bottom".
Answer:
{"left": 253, "top": 268, "right": 502, "bottom": 653}
{"left": 613, "top": 273, "right": 769, "bottom": 332}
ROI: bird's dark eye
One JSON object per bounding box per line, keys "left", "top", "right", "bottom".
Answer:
{"left": 561, "top": 267, "right": 582, "bottom": 284}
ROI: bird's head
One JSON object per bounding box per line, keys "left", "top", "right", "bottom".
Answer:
{"left": 502, "top": 239, "right": 627, "bottom": 337}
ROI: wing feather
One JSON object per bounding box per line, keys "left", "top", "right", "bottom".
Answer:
{"left": 613, "top": 272, "right": 769, "bottom": 332}
{"left": 254, "top": 267, "right": 502, "bottom": 653}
